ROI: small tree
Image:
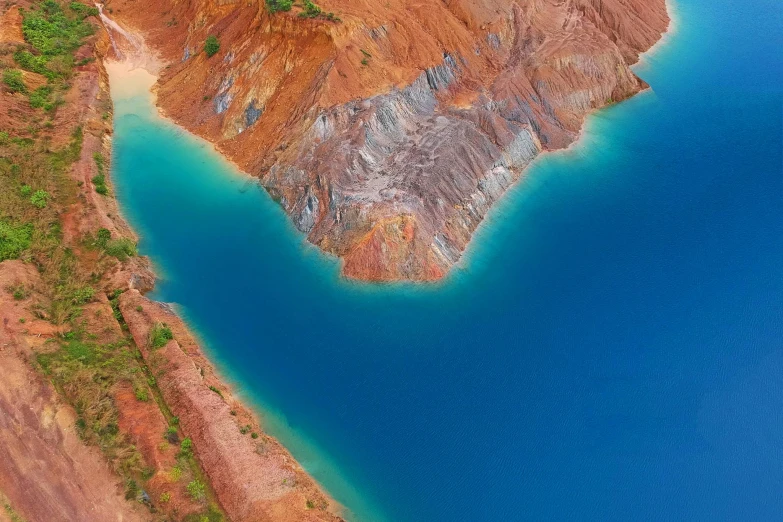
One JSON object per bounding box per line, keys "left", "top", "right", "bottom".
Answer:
{"left": 204, "top": 35, "right": 220, "bottom": 57}
{"left": 186, "top": 479, "right": 206, "bottom": 501}
{"left": 30, "top": 190, "right": 50, "bottom": 209}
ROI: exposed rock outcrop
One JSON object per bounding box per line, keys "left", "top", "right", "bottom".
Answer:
{"left": 106, "top": 0, "right": 669, "bottom": 280}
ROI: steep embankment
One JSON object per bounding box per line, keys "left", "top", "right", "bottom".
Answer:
{"left": 106, "top": 0, "right": 668, "bottom": 281}
{"left": 0, "top": 1, "right": 341, "bottom": 520}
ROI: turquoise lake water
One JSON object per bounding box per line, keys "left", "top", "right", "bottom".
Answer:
{"left": 110, "top": 0, "right": 783, "bottom": 519}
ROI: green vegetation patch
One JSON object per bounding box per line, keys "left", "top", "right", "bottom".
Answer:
{"left": 28, "top": 86, "right": 54, "bottom": 110}
{"left": 92, "top": 153, "right": 108, "bottom": 195}
{"left": 204, "top": 35, "right": 220, "bottom": 58}
{"left": 298, "top": 0, "right": 321, "bottom": 18}
{"left": 0, "top": 221, "right": 33, "bottom": 261}
{"left": 68, "top": 1, "right": 99, "bottom": 18}
{"left": 266, "top": 0, "right": 293, "bottom": 13}
{"left": 3, "top": 70, "right": 27, "bottom": 93}
{"left": 13, "top": 0, "right": 97, "bottom": 114}
{"left": 29, "top": 189, "right": 50, "bottom": 208}
{"left": 21, "top": 0, "right": 96, "bottom": 57}
{"left": 186, "top": 479, "right": 206, "bottom": 502}
{"left": 36, "top": 334, "right": 148, "bottom": 475}
{"left": 92, "top": 228, "right": 137, "bottom": 261}
{"left": 150, "top": 322, "right": 174, "bottom": 349}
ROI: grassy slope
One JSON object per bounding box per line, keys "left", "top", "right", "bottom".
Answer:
{"left": 0, "top": 2, "right": 223, "bottom": 520}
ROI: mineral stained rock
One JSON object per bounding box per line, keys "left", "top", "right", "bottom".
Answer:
{"left": 112, "top": 0, "right": 669, "bottom": 281}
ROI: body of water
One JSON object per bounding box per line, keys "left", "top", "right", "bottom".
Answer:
{"left": 109, "top": 0, "right": 783, "bottom": 519}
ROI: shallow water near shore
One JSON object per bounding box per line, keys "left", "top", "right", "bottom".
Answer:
{"left": 110, "top": 0, "right": 783, "bottom": 520}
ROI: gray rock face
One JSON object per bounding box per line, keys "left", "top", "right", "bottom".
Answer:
{"left": 245, "top": 99, "right": 263, "bottom": 127}
{"left": 295, "top": 192, "right": 319, "bottom": 233}
{"left": 263, "top": 54, "right": 550, "bottom": 274}
{"left": 214, "top": 76, "right": 234, "bottom": 114}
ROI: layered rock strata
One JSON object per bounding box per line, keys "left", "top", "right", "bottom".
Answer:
{"left": 108, "top": 0, "right": 669, "bottom": 280}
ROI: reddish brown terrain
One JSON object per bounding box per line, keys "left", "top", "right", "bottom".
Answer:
{"left": 0, "top": 1, "right": 340, "bottom": 520}
{"left": 0, "top": 261, "right": 147, "bottom": 522}
{"left": 105, "top": 0, "right": 669, "bottom": 281}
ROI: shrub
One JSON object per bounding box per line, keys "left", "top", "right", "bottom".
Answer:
{"left": 92, "top": 153, "right": 109, "bottom": 194}
{"left": 69, "top": 2, "right": 99, "bottom": 17}
{"left": 178, "top": 437, "right": 194, "bottom": 459}
{"left": 186, "top": 480, "right": 206, "bottom": 502}
{"left": 29, "top": 85, "right": 53, "bottom": 109}
{"left": 298, "top": 0, "right": 322, "bottom": 18}
{"left": 71, "top": 285, "right": 94, "bottom": 304}
{"left": 0, "top": 221, "right": 33, "bottom": 261}
{"left": 204, "top": 35, "right": 220, "bottom": 58}
{"left": 0, "top": 131, "right": 8, "bottom": 144}
{"left": 164, "top": 426, "right": 179, "bottom": 443}
{"left": 209, "top": 385, "right": 223, "bottom": 398}
{"left": 125, "top": 479, "right": 139, "bottom": 500}
{"left": 169, "top": 465, "right": 183, "bottom": 482}
{"left": 104, "top": 238, "right": 136, "bottom": 260}
{"left": 3, "top": 70, "right": 26, "bottom": 93}
{"left": 266, "top": 0, "right": 292, "bottom": 13}
{"left": 96, "top": 227, "right": 111, "bottom": 246}
{"left": 150, "top": 323, "right": 173, "bottom": 349}
{"left": 92, "top": 173, "right": 108, "bottom": 195}
{"left": 30, "top": 189, "right": 50, "bottom": 208}
{"left": 159, "top": 492, "right": 171, "bottom": 503}
{"left": 134, "top": 385, "right": 149, "bottom": 402}
{"left": 14, "top": 50, "right": 49, "bottom": 77}
{"left": 12, "top": 286, "right": 26, "bottom": 300}
{"left": 20, "top": 185, "right": 32, "bottom": 196}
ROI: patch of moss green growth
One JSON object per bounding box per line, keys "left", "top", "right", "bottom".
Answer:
{"left": 186, "top": 479, "right": 206, "bottom": 501}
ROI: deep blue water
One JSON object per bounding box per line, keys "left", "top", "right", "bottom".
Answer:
{"left": 110, "top": 0, "right": 783, "bottom": 520}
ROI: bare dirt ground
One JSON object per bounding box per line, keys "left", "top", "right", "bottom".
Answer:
{"left": 0, "top": 261, "right": 147, "bottom": 522}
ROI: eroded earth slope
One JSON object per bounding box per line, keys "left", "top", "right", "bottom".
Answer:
{"left": 108, "top": 0, "right": 668, "bottom": 281}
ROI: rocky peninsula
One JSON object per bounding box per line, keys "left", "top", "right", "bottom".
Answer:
{"left": 108, "top": 0, "right": 669, "bottom": 281}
